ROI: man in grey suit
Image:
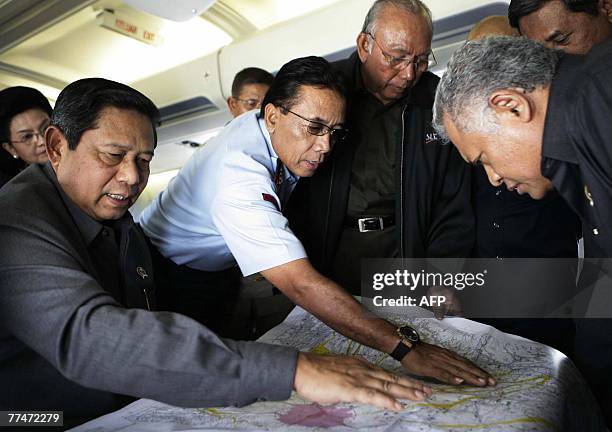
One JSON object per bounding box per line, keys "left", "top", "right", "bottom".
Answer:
{"left": 0, "top": 78, "right": 430, "bottom": 428}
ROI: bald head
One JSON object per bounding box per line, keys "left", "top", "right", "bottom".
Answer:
{"left": 468, "top": 15, "right": 519, "bottom": 41}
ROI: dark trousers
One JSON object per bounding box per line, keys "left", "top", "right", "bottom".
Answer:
{"left": 149, "top": 243, "right": 294, "bottom": 340}
{"left": 149, "top": 244, "right": 247, "bottom": 339}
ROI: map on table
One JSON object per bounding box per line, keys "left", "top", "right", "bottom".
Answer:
{"left": 70, "top": 307, "right": 605, "bottom": 431}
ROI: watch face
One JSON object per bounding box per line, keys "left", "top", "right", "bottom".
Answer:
{"left": 400, "top": 326, "right": 420, "bottom": 343}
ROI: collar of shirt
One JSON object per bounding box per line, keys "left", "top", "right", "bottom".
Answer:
{"left": 256, "top": 114, "right": 299, "bottom": 187}
{"left": 42, "top": 162, "right": 134, "bottom": 245}
{"left": 541, "top": 53, "right": 583, "bottom": 178}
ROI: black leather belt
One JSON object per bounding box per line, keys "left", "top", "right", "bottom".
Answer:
{"left": 345, "top": 215, "right": 395, "bottom": 232}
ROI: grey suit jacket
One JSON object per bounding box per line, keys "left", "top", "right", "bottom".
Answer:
{"left": 0, "top": 164, "right": 297, "bottom": 424}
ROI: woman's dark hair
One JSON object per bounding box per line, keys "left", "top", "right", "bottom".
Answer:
{"left": 259, "top": 56, "right": 347, "bottom": 117}
{"left": 51, "top": 78, "right": 160, "bottom": 150}
{"left": 508, "top": 0, "right": 600, "bottom": 29}
{"left": 0, "top": 86, "right": 52, "bottom": 144}
{"left": 0, "top": 86, "right": 53, "bottom": 177}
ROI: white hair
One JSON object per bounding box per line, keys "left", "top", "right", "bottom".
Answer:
{"left": 433, "top": 36, "right": 563, "bottom": 140}
{"left": 362, "top": 0, "right": 433, "bottom": 53}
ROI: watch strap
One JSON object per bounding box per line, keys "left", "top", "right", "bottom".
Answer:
{"left": 390, "top": 340, "right": 413, "bottom": 362}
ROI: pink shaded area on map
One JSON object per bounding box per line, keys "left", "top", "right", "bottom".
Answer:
{"left": 278, "top": 403, "right": 353, "bottom": 428}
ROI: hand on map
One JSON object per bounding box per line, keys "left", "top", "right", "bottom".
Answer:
{"left": 402, "top": 342, "right": 496, "bottom": 387}
{"left": 293, "top": 352, "right": 433, "bottom": 411}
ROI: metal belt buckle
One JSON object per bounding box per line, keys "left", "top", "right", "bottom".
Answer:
{"left": 358, "top": 217, "right": 384, "bottom": 232}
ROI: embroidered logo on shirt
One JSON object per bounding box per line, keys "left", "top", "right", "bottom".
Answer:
{"left": 424, "top": 124, "right": 447, "bottom": 145}
{"left": 425, "top": 132, "right": 441, "bottom": 144}
{"left": 262, "top": 193, "right": 280, "bottom": 211}
{"left": 136, "top": 266, "right": 149, "bottom": 279}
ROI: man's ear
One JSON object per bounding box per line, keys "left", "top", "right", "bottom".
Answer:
{"left": 263, "top": 103, "right": 278, "bottom": 134}
{"left": 356, "top": 32, "right": 370, "bottom": 63}
{"left": 488, "top": 88, "right": 534, "bottom": 123}
{"left": 45, "top": 126, "right": 67, "bottom": 169}
{"left": 227, "top": 97, "right": 239, "bottom": 117}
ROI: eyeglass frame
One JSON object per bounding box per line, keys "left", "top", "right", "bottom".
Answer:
{"left": 279, "top": 105, "right": 348, "bottom": 143}
{"left": 8, "top": 122, "right": 50, "bottom": 146}
{"left": 366, "top": 32, "right": 437, "bottom": 71}
{"left": 233, "top": 97, "right": 264, "bottom": 110}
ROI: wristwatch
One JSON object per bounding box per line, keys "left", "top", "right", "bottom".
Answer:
{"left": 390, "top": 325, "right": 420, "bottom": 362}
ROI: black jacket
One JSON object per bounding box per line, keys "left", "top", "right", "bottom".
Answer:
{"left": 0, "top": 164, "right": 296, "bottom": 425}
{"left": 542, "top": 40, "right": 612, "bottom": 258}
{"left": 287, "top": 52, "right": 474, "bottom": 272}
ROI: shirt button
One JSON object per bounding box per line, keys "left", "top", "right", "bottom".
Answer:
{"left": 593, "top": 228, "right": 599, "bottom": 236}
{"left": 493, "top": 222, "right": 500, "bottom": 229}
{"left": 495, "top": 189, "right": 502, "bottom": 196}
{"left": 102, "top": 229, "right": 109, "bottom": 237}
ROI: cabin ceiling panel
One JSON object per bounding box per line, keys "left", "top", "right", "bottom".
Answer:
{"left": 0, "top": 0, "right": 510, "bottom": 108}
{"left": 0, "top": 0, "right": 96, "bottom": 55}
{"left": 218, "top": 0, "right": 344, "bottom": 30}
{"left": 0, "top": 2, "right": 231, "bottom": 90}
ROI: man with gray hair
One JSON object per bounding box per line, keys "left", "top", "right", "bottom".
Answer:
{"left": 433, "top": 35, "right": 612, "bottom": 426}
{"left": 465, "top": 15, "right": 579, "bottom": 361}
{"left": 288, "top": 0, "right": 474, "bottom": 327}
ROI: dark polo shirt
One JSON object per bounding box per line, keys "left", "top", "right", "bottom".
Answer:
{"left": 472, "top": 165, "right": 579, "bottom": 258}
{"left": 541, "top": 39, "right": 612, "bottom": 258}
{"left": 52, "top": 166, "right": 152, "bottom": 307}
{"left": 330, "top": 58, "right": 409, "bottom": 292}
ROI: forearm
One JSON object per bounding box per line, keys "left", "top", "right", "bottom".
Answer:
{"left": 263, "top": 260, "right": 495, "bottom": 388}
{"left": 0, "top": 266, "right": 298, "bottom": 408}
{"left": 67, "top": 305, "right": 298, "bottom": 407}
{"left": 263, "top": 259, "right": 399, "bottom": 355}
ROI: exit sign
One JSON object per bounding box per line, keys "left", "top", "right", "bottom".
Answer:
{"left": 98, "top": 9, "right": 163, "bottom": 46}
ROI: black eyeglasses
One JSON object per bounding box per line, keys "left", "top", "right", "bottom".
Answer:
{"left": 279, "top": 106, "right": 348, "bottom": 144}
{"left": 367, "top": 32, "right": 437, "bottom": 71}
{"left": 234, "top": 97, "right": 263, "bottom": 110}
{"left": 9, "top": 122, "right": 50, "bottom": 146}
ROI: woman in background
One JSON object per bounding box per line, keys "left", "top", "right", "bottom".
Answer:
{"left": 0, "top": 86, "right": 52, "bottom": 187}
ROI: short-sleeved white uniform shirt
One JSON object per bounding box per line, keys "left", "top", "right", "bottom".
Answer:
{"left": 139, "top": 111, "right": 306, "bottom": 276}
